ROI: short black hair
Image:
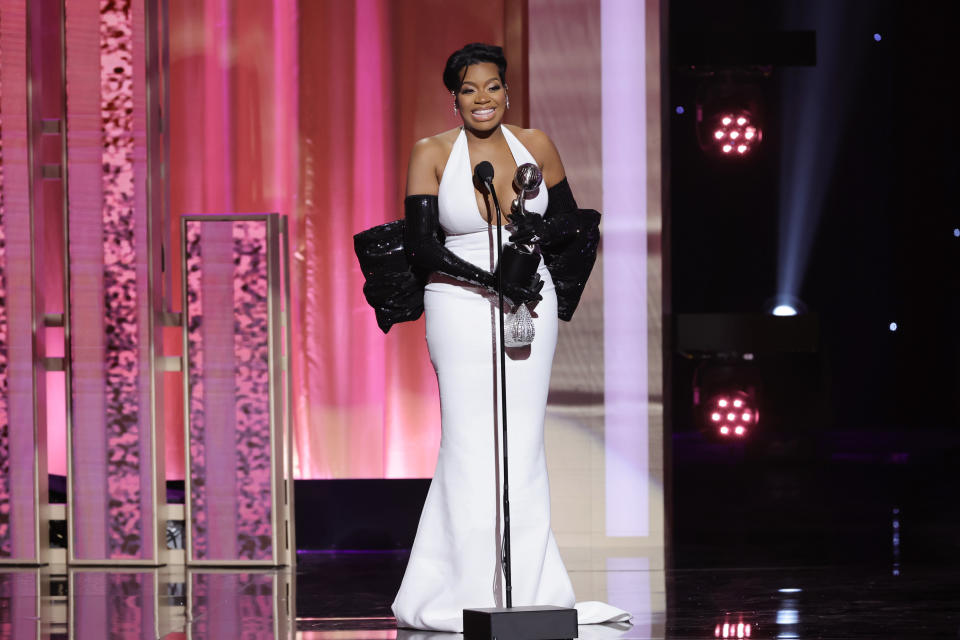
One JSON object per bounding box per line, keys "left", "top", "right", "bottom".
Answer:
{"left": 442, "top": 43, "right": 507, "bottom": 93}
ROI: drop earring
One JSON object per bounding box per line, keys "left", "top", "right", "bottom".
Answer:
{"left": 452, "top": 91, "right": 458, "bottom": 115}
{"left": 506, "top": 94, "right": 511, "bottom": 110}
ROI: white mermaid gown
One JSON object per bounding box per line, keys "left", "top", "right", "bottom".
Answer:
{"left": 392, "top": 127, "right": 630, "bottom": 632}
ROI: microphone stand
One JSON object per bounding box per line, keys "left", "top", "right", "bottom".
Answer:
{"left": 463, "top": 174, "right": 577, "bottom": 640}
{"left": 485, "top": 180, "right": 514, "bottom": 609}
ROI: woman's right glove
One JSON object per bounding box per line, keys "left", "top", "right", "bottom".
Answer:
{"left": 497, "top": 269, "right": 545, "bottom": 307}
{"left": 404, "top": 195, "right": 542, "bottom": 306}
{"left": 508, "top": 177, "right": 581, "bottom": 249}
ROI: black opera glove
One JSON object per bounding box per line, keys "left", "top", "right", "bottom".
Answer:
{"left": 404, "top": 195, "right": 543, "bottom": 306}
{"left": 509, "top": 177, "right": 581, "bottom": 247}
{"left": 497, "top": 269, "right": 545, "bottom": 307}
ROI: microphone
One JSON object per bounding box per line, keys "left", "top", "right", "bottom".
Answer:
{"left": 474, "top": 160, "right": 495, "bottom": 188}
{"left": 473, "top": 161, "right": 540, "bottom": 302}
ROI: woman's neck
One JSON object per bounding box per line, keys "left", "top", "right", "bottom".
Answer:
{"left": 464, "top": 123, "right": 504, "bottom": 144}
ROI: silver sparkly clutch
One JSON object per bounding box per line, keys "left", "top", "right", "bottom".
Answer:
{"left": 504, "top": 303, "right": 535, "bottom": 347}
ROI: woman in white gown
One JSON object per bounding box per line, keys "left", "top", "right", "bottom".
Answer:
{"left": 391, "top": 43, "right": 630, "bottom": 633}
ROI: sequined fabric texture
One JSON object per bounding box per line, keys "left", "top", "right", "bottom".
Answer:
{"left": 354, "top": 178, "right": 600, "bottom": 330}
{"left": 353, "top": 220, "right": 428, "bottom": 333}
{"left": 540, "top": 179, "right": 601, "bottom": 322}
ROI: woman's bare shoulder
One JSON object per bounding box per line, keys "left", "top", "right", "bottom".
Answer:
{"left": 506, "top": 124, "right": 548, "bottom": 144}
{"left": 407, "top": 128, "right": 461, "bottom": 195}
{"left": 410, "top": 128, "right": 460, "bottom": 161}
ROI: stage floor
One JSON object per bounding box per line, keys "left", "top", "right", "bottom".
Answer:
{"left": 2, "top": 551, "right": 959, "bottom": 638}
{"left": 4, "top": 454, "right": 959, "bottom": 637}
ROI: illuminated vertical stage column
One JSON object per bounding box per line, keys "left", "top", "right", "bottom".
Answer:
{"left": 0, "top": 0, "right": 49, "bottom": 567}
{"left": 64, "top": 0, "right": 167, "bottom": 565}
{"left": 181, "top": 214, "right": 295, "bottom": 567}
{"left": 602, "top": 0, "right": 665, "bottom": 543}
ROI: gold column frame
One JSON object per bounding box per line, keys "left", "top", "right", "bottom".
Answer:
{"left": 0, "top": 0, "right": 49, "bottom": 568}
{"left": 180, "top": 214, "right": 295, "bottom": 568}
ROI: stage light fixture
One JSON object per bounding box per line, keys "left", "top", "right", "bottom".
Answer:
{"left": 692, "top": 359, "right": 764, "bottom": 442}
{"left": 707, "top": 390, "right": 758, "bottom": 438}
{"left": 710, "top": 110, "right": 761, "bottom": 156}
{"left": 696, "top": 74, "right": 765, "bottom": 159}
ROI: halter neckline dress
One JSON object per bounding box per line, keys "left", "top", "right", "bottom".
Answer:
{"left": 391, "top": 126, "right": 630, "bottom": 632}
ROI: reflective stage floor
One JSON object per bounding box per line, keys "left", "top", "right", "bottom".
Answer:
{"left": 4, "top": 457, "right": 960, "bottom": 638}
{"left": 2, "top": 554, "right": 960, "bottom": 638}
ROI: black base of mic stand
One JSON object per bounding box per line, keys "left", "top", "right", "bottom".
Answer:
{"left": 464, "top": 606, "right": 578, "bottom": 640}
{"left": 464, "top": 169, "right": 578, "bottom": 640}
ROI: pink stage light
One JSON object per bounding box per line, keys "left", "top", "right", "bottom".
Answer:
{"left": 709, "top": 111, "right": 761, "bottom": 157}
{"left": 706, "top": 391, "right": 758, "bottom": 439}
{"left": 715, "top": 619, "right": 752, "bottom": 638}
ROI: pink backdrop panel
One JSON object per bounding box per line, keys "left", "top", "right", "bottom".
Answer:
{"left": 166, "top": 0, "right": 299, "bottom": 480}
{"left": 292, "top": 0, "right": 507, "bottom": 478}
{"left": 168, "top": 0, "right": 512, "bottom": 479}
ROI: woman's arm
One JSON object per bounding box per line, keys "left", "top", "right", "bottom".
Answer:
{"left": 527, "top": 128, "right": 567, "bottom": 189}
{"left": 406, "top": 137, "right": 442, "bottom": 197}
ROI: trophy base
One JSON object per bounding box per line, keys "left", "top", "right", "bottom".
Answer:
{"left": 463, "top": 606, "right": 578, "bottom": 640}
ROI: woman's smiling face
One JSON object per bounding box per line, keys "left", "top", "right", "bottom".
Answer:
{"left": 455, "top": 62, "right": 507, "bottom": 132}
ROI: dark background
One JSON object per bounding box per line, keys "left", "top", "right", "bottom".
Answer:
{"left": 667, "top": 0, "right": 960, "bottom": 567}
